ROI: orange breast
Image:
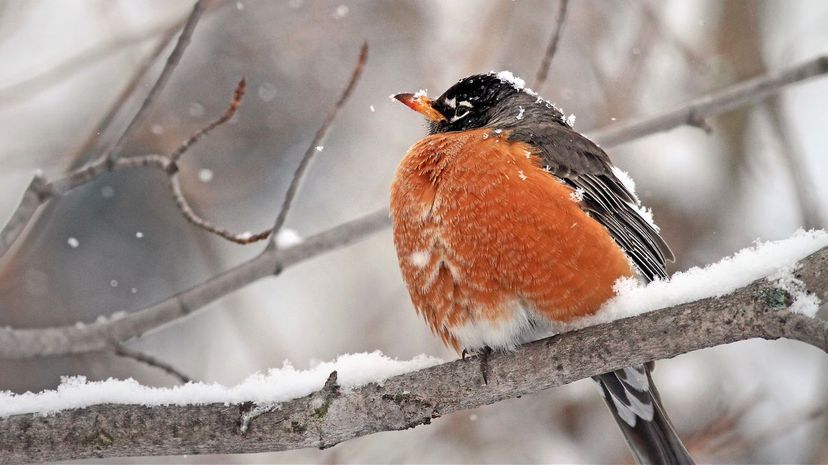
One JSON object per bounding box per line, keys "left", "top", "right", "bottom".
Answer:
{"left": 390, "top": 128, "right": 634, "bottom": 352}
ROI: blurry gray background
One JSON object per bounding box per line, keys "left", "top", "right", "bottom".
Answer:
{"left": 0, "top": 0, "right": 826, "bottom": 463}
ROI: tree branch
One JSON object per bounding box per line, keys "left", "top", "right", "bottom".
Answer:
{"left": 2, "top": 246, "right": 825, "bottom": 463}
{"left": 1, "top": 55, "right": 826, "bottom": 358}
{"left": 0, "top": 208, "right": 391, "bottom": 359}
{"left": 590, "top": 55, "right": 828, "bottom": 147}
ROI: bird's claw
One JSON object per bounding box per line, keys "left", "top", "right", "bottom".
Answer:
{"left": 479, "top": 347, "right": 492, "bottom": 385}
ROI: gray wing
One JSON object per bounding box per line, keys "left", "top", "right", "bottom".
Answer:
{"left": 509, "top": 122, "right": 673, "bottom": 281}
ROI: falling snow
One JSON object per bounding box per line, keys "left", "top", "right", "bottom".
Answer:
{"left": 333, "top": 4, "right": 349, "bottom": 19}
{"left": 198, "top": 169, "right": 214, "bottom": 183}
{"left": 188, "top": 103, "right": 205, "bottom": 118}
{"left": 67, "top": 237, "right": 79, "bottom": 248}
{"left": 257, "top": 82, "right": 277, "bottom": 102}
{"left": 101, "top": 185, "right": 115, "bottom": 198}
{"left": 315, "top": 146, "right": 324, "bottom": 152}
{"left": 135, "top": 232, "right": 144, "bottom": 239}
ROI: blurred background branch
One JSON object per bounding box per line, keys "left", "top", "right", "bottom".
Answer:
{"left": 533, "top": 0, "right": 569, "bottom": 90}
{"left": 591, "top": 55, "right": 828, "bottom": 146}
{"left": 98, "top": 0, "right": 206, "bottom": 165}
{"left": 268, "top": 41, "right": 368, "bottom": 247}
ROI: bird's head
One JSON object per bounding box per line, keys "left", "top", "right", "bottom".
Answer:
{"left": 393, "top": 71, "right": 564, "bottom": 134}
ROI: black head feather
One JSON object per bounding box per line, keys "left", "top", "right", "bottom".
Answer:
{"left": 428, "top": 72, "right": 567, "bottom": 134}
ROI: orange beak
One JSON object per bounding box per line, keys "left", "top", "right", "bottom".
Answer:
{"left": 393, "top": 93, "right": 447, "bottom": 122}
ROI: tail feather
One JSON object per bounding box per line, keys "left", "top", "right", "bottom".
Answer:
{"left": 594, "top": 364, "right": 694, "bottom": 465}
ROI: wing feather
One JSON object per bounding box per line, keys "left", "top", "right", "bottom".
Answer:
{"left": 509, "top": 122, "right": 673, "bottom": 282}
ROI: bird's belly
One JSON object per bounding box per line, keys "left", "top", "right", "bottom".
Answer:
{"left": 390, "top": 130, "right": 633, "bottom": 352}
{"left": 395, "top": 219, "right": 548, "bottom": 352}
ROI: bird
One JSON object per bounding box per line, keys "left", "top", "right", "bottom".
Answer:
{"left": 390, "top": 71, "right": 694, "bottom": 465}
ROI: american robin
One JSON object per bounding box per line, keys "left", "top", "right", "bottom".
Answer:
{"left": 390, "top": 72, "right": 693, "bottom": 465}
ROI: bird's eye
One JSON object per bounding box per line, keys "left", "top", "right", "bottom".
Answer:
{"left": 450, "top": 107, "right": 470, "bottom": 122}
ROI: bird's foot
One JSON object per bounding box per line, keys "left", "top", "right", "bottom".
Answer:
{"left": 479, "top": 346, "right": 492, "bottom": 385}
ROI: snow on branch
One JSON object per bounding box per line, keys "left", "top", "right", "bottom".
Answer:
{"left": 1, "top": 236, "right": 826, "bottom": 463}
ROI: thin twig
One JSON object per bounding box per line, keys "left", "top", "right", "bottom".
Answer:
{"left": 163, "top": 77, "right": 273, "bottom": 244}
{"left": 168, "top": 174, "right": 271, "bottom": 245}
{"left": 590, "top": 55, "right": 828, "bottom": 146}
{"left": 268, "top": 41, "right": 368, "bottom": 245}
{"left": 534, "top": 0, "right": 570, "bottom": 90}
{"left": 0, "top": 174, "right": 51, "bottom": 257}
{"left": 70, "top": 24, "right": 183, "bottom": 166}
{"left": 99, "top": 0, "right": 207, "bottom": 164}
{"left": 169, "top": 78, "right": 247, "bottom": 163}
{"left": 113, "top": 343, "right": 193, "bottom": 384}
